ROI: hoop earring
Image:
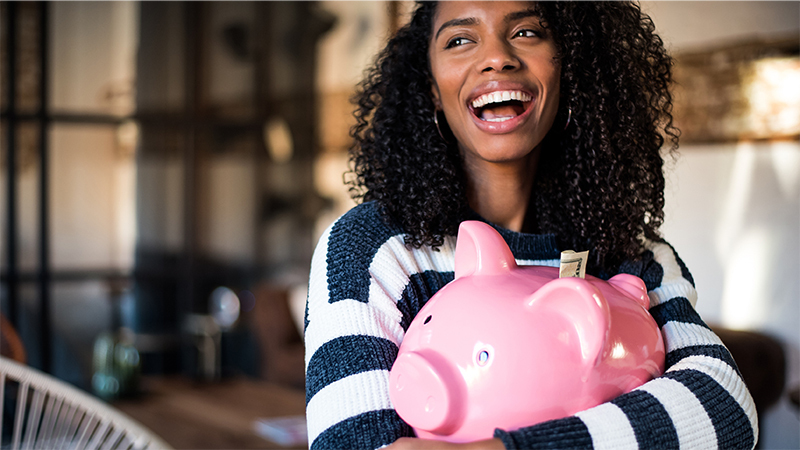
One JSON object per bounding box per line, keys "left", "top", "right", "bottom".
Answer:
{"left": 434, "top": 110, "right": 448, "bottom": 142}
{"left": 563, "top": 107, "right": 572, "bottom": 131}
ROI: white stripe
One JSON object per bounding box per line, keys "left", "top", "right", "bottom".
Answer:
{"left": 306, "top": 225, "right": 332, "bottom": 324}
{"left": 575, "top": 403, "right": 637, "bottom": 450}
{"left": 648, "top": 281, "right": 697, "bottom": 308}
{"left": 304, "top": 299, "right": 404, "bottom": 367}
{"left": 646, "top": 240, "right": 684, "bottom": 284}
{"left": 306, "top": 370, "right": 393, "bottom": 445}
{"left": 667, "top": 355, "right": 758, "bottom": 436}
{"left": 636, "top": 377, "right": 717, "bottom": 449}
{"left": 661, "top": 322, "right": 724, "bottom": 353}
{"left": 362, "top": 234, "right": 456, "bottom": 344}
{"left": 369, "top": 236, "right": 419, "bottom": 304}
{"left": 516, "top": 258, "right": 560, "bottom": 267}
{"left": 645, "top": 240, "right": 698, "bottom": 307}
{"left": 369, "top": 235, "right": 456, "bottom": 299}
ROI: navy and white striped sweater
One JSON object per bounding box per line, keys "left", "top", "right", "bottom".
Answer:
{"left": 304, "top": 202, "right": 757, "bottom": 449}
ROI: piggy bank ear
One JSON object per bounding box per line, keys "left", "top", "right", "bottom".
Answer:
{"left": 525, "top": 278, "right": 610, "bottom": 366}
{"left": 608, "top": 274, "right": 650, "bottom": 309}
{"left": 455, "top": 221, "right": 517, "bottom": 279}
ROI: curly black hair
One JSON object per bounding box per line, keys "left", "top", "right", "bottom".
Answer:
{"left": 347, "top": 1, "right": 679, "bottom": 274}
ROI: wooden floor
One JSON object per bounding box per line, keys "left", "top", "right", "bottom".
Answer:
{"left": 113, "top": 376, "right": 307, "bottom": 449}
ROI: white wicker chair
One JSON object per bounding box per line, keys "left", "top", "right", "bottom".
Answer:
{"left": 0, "top": 356, "right": 170, "bottom": 450}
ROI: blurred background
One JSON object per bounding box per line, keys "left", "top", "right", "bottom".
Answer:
{"left": 0, "top": 1, "right": 797, "bottom": 448}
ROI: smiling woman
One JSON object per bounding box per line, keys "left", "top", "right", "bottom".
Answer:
{"left": 304, "top": 2, "right": 758, "bottom": 449}
{"left": 428, "top": 2, "right": 561, "bottom": 233}
{"left": 429, "top": 2, "right": 560, "bottom": 161}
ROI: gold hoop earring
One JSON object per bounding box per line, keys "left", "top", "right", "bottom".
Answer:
{"left": 434, "top": 110, "right": 447, "bottom": 141}
{"left": 563, "top": 107, "right": 573, "bottom": 131}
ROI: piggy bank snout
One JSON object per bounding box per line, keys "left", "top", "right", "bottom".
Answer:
{"left": 389, "top": 351, "right": 464, "bottom": 434}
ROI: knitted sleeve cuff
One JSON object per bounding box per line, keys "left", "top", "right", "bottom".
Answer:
{"left": 493, "top": 416, "right": 593, "bottom": 450}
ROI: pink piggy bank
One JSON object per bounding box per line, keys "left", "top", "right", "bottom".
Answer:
{"left": 389, "top": 221, "right": 665, "bottom": 442}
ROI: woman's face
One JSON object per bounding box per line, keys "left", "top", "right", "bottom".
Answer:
{"left": 429, "top": 1, "right": 560, "bottom": 166}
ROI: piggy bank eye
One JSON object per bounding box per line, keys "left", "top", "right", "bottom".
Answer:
{"left": 477, "top": 350, "right": 490, "bottom": 366}
{"left": 423, "top": 315, "right": 432, "bottom": 325}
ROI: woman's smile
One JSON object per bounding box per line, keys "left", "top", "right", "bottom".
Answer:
{"left": 470, "top": 89, "right": 532, "bottom": 122}
{"left": 429, "top": 1, "right": 560, "bottom": 164}
{"left": 466, "top": 81, "right": 537, "bottom": 134}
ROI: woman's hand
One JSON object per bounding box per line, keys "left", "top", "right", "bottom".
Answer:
{"left": 386, "top": 437, "right": 505, "bottom": 450}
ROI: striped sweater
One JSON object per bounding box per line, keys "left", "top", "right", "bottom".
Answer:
{"left": 304, "top": 202, "right": 758, "bottom": 449}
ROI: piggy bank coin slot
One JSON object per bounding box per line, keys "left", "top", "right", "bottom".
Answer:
{"left": 424, "top": 315, "right": 433, "bottom": 325}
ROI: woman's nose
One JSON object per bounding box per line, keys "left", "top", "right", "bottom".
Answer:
{"left": 479, "top": 39, "right": 520, "bottom": 73}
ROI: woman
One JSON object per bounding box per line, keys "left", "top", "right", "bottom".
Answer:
{"left": 304, "top": 2, "right": 757, "bottom": 449}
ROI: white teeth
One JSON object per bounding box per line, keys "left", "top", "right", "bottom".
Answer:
{"left": 471, "top": 90, "right": 532, "bottom": 109}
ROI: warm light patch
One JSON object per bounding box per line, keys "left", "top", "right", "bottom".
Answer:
{"left": 745, "top": 57, "right": 800, "bottom": 139}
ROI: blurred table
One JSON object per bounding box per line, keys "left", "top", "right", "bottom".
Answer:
{"left": 113, "top": 376, "right": 306, "bottom": 449}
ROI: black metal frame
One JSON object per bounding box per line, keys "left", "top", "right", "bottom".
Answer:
{"left": 0, "top": 2, "right": 207, "bottom": 374}
{"left": 2, "top": 1, "right": 330, "bottom": 377}
{"left": 0, "top": 2, "right": 129, "bottom": 373}
{"left": 2, "top": 2, "right": 53, "bottom": 372}
{"left": 4, "top": 1, "right": 20, "bottom": 339}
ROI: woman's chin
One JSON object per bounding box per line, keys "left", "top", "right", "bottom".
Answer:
{"left": 458, "top": 138, "right": 542, "bottom": 167}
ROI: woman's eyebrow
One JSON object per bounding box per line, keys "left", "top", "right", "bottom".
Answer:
{"left": 435, "top": 17, "right": 479, "bottom": 40}
{"left": 434, "top": 9, "right": 541, "bottom": 41}
{"left": 505, "top": 9, "right": 540, "bottom": 23}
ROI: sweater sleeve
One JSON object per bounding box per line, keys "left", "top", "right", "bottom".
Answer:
{"left": 304, "top": 210, "right": 411, "bottom": 450}
{"left": 493, "top": 240, "right": 759, "bottom": 450}
{"left": 304, "top": 204, "right": 456, "bottom": 450}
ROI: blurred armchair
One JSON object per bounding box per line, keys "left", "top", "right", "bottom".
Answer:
{"left": 0, "top": 356, "right": 169, "bottom": 449}
{"left": 248, "top": 285, "right": 306, "bottom": 389}
{"left": 712, "top": 325, "right": 787, "bottom": 445}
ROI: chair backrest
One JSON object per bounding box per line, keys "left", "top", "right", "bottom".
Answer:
{"left": 1, "top": 356, "right": 170, "bottom": 450}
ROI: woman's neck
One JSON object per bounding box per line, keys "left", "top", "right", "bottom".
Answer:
{"left": 464, "top": 149, "right": 540, "bottom": 233}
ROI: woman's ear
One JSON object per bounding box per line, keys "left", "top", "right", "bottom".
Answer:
{"left": 431, "top": 82, "right": 442, "bottom": 110}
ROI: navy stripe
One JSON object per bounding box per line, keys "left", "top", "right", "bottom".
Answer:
{"left": 649, "top": 297, "right": 709, "bottom": 329}
{"left": 326, "top": 202, "right": 402, "bottom": 304}
{"left": 620, "top": 240, "right": 695, "bottom": 289}
{"left": 618, "top": 250, "right": 650, "bottom": 281}
{"left": 494, "top": 416, "right": 593, "bottom": 450}
{"left": 304, "top": 291, "right": 310, "bottom": 331}
{"left": 667, "top": 242, "right": 696, "bottom": 287}
{"left": 618, "top": 250, "right": 664, "bottom": 293}
{"left": 664, "top": 369, "right": 754, "bottom": 450}
{"left": 465, "top": 211, "right": 561, "bottom": 261}
{"left": 611, "top": 390, "right": 679, "bottom": 449}
{"left": 666, "top": 344, "right": 741, "bottom": 376}
{"left": 311, "top": 409, "right": 413, "bottom": 450}
{"left": 306, "top": 335, "right": 398, "bottom": 404}
{"left": 397, "top": 271, "right": 454, "bottom": 331}
{"left": 494, "top": 228, "right": 560, "bottom": 261}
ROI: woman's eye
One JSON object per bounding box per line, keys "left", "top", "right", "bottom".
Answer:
{"left": 445, "top": 37, "right": 473, "bottom": 49}
{"left": 513, "top": 29, "right": 539, "bottom": 38}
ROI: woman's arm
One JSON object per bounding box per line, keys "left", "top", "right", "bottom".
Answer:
{"left": 493, "top": 240, "right": 758, "bottom": 449}
{"left": 304, "top": 203, "right": 456, "bottom": 450}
